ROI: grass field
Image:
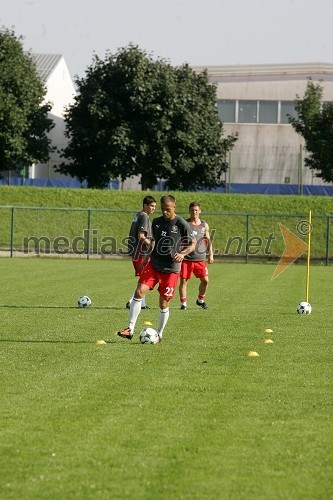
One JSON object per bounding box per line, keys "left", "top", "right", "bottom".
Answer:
{"left": 1, "top": 258, "right": 332, "bottom": 499}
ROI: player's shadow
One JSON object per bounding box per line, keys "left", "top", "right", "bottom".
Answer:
{"left": 0, "top": 338, "right": 117, "bottom": 344}
{"left": 0, "top": 304, "right": 125, "bottom": 310}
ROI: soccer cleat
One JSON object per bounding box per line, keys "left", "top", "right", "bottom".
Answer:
{"left": 141, "top": 305, "right": 150, "bottom": 310}
{"left": 196, "top": 299, "right": 208, "bottom": 310}
{"left": 117, "top": 327, "right": 133, "bottom": 340}
{"left": 125, "top": 302, "right": 131, "bottom": 309}
{"left": 180, "top": 304, "right": 187, "bottom": 310}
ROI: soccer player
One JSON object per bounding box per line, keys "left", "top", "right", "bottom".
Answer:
{"left": 118, "top": 195, "right": 196, "bottom": 343}
{"left": 179, "top": 202, "right": 214, "bottom": 310}
{"left": 126, "top": 195, "right": 157, "bottom": 310}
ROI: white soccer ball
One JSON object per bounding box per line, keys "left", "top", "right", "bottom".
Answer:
{"left": 140, "top": 327, "right": 158, "bottom": 344}
{"left": 77, "top": 295, "right": 92, "bottom": 308}
{"left": 297, "top": 301, "right": 312, "bottom": 315}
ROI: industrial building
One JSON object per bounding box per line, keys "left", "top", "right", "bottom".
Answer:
{"left": 192, "top": 62, "right": 333, "bottom": 189}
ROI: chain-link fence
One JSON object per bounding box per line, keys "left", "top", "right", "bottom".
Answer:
{"left": 0, "top": 206, "right": 332, "bottom": 264}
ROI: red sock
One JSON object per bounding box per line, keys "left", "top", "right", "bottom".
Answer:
{"left": 181, "top": 297, "right": 187, "bottom": 304}
{"left": 198, "top": 295, "right": 205, "bottom": 302}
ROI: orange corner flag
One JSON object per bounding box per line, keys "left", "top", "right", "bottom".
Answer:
{"left": 272, "top": 224, "right": 308, "bottom": 280}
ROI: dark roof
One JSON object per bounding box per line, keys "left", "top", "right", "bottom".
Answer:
{"left": 30, "top": 53, "right": 63, "bottom": 82}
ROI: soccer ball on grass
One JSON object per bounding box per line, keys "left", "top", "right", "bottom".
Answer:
{"left": 140, "top": 327, "right": 158, "bottom": 344}
{"left": 77, "top": 295, "right": 92, "bottom": 308}
{"left": 297, "top": 301, "right": 312, "bottom": 315}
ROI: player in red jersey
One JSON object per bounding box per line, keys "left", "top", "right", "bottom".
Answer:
{"left": 126, "top": 196, "right": 157, "bottom": 309}
{"left": 117, "top": 195, "right": 196, "bottom": 342}
{"left": 179, "top": 202, "right": 214, "bottom": 310}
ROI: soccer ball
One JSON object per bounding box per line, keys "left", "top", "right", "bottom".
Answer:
{"left": 297, "top": 301, "right": 312, "bottom": 315}
{"left": 77, "top": 295, "right": 92, "bottom": 308}
{"left": 139, "top": 327, "right": 158, "bottom": 344}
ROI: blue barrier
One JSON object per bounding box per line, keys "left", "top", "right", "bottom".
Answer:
{"left": 211, "top": 183, "right": 333, "bottom": 196}
{"left": 0, "top": 177, "right": 332, "bottom": 195}
{"left": 0, "top": 177, "right": 118, "bottom": 189}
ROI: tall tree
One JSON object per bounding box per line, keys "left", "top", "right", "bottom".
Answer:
{"left": 59, "top": 44, "right": 237, "bottom": 189}
{"left": 289, "top": 79, "right": 333, "bottom": 183}
{"left": 0, "top": 27, "right": 54, "bottom": 174}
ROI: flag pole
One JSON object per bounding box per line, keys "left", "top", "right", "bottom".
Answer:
{"left": 305, "top": 210, "right": 312, "bottom": 302}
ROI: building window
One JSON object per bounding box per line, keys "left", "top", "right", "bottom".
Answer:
{"left": 216, "top": 99, "right": 298, "bottom": 124}
{"left": 259, "top": 101, "right": 278, "bottom": 123}
{"left": 217, "top": 100, "right": 236, "bottom": 122}
{"left": 280, "top": 101, "right": 297, "bottom": 124}
{"left": 238, "top": 100, "right": 257, "bottom": 123}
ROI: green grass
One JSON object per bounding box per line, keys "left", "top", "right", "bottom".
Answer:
{"left": 1, "top": 185, "right": 333, "bottom": 214}
{"left": 0, "top": 259, "right": 332, "bottom": 499}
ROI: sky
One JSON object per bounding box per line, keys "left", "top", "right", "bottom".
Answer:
{"left": 1, "top": 0, "right": 333, "bottom": 81}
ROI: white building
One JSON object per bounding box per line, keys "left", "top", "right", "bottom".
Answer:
{"left": 30, "top": 53, "right": 76, "bottom": 179}
{"left": 192, "top": 62, "right": 333, "bottom": 187}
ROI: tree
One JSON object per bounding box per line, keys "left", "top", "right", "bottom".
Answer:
{"left": 59, "top": 44, "right": 237, "bottom": 189}
{"left": 289, "top": 79, "right": 333, "bottom": 183}
{"left": 0, "top": 27, "right": 54, "bottom": 174}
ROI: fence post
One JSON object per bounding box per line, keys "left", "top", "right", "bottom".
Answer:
{"left": 86, "top": 209, "right": 91, "bottom": 260}
{"left": 10, "top": 206, "right": 15, "bottom": 257}
{"left": 245, "top": 214, "right": 249, "bottom": 263}
{"left": 227, "top": 152, "right": 231, "bottom": 194}
{"left": 326, "top": 216, "right": 330, "bottom": 266}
